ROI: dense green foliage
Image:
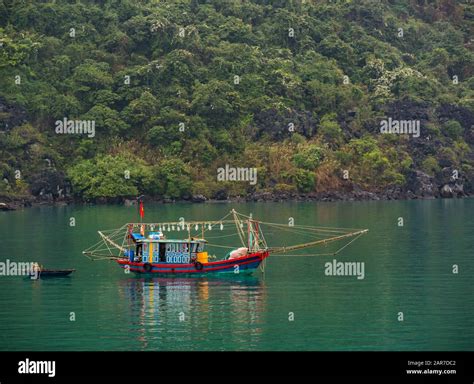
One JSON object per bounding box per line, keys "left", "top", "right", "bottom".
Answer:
{"left": 0, "top": 0, "right": 473, "bottom": 200}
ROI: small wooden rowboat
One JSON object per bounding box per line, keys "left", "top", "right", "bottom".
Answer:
{"left": 29, "top": 266, "right": 76, "bottom": 279}
{"left": 37, "top": 269, "right": 75, "bottom": 277}
{"left": 83, "top": 208, "right": 368, "bottom": 276}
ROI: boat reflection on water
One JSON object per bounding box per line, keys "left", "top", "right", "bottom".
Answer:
{"left": 117, "top": 275, "right": 267, "bottom": 350}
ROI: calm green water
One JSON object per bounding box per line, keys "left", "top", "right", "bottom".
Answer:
{"left": 0, "top": 200, "right": 472, "bottom": 351}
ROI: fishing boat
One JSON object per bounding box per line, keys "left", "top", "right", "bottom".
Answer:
{"left": 83, "top": 206, "right": 368, "bottom": 276}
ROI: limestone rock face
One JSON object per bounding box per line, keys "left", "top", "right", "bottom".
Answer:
{"left": 407, "top": 170, "right": 437, "bottom": 198}
{"left": 29, "top": 169, "right": 71, "bottom": 201}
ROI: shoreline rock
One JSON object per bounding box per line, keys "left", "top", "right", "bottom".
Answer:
{"left": 0, "top": 202, "right": 16, "bottom": 211}
{"left": 1, "top": 187, "right": 471, "bottom": 211}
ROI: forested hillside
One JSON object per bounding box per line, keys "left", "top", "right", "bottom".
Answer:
{"left": 0, "top": 0, "right": 473, "bottom": 205}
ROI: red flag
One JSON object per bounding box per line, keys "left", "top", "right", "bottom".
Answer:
{"left": 139, "top": 201, "right": 144, "bottom": 219}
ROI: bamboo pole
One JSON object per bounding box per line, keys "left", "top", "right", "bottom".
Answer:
{"left": 98, "top": 231, "right": 126, "bottom": 253}
{"left": 268, "top": 229, "right": 368, "bottom": 254}
{"left": 232, "top": 209, "right": 247, "bottom": 247}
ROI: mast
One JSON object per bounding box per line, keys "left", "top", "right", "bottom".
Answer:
{"left": 232, "top": 209, "right": 246, "bottom": 247}
{"left": 188, "top": 223, "right": 192, "bottom": 261}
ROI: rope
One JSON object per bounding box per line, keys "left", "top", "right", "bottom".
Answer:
{"left": 260, "top": 223, "right": 338, "bottom": 240}
{"left": 258, "top": 220, "right": 364, "bottom": 233}
{"left": 261, "top": 223, "right": 353, "bottom": 235}
{"left": 205, "top": 242, "right": 238, "bottom": 250}
{"left": 333, "top": 233, "right": 364, "bottom": 255}
{"left": 270, "top": 253, "right": 336, "bottom": 257}
{"left": 269, "top": 233, "right": 364, "bottom": 257}
{"left": 203, "top": 232, "right": 239, "bottom": 239}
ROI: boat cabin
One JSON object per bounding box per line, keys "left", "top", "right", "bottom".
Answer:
{"left": 125, "top": 231, "right": 207, "bottom": 264}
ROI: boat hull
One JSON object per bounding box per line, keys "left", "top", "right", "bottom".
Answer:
{"left": 116, "top": 251, "right": 269, "bottom": 275}
{"left": 29, "top": 269, "right": 75, "bottom": 279}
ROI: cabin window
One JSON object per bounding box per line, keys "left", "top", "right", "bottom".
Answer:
{"left": 159, "top": 243, "right": 166, "bottom": 262}
{"left": 164, "top": 242, "right": 191, "bottom": 264}
{"left": 181, "top": 243, "right": 188, "bottom": 253}
{"left": 136, "top": 243, "right": 143, "bottom": 259}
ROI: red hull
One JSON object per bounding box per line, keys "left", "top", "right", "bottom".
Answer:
{"left": 117, "top": 251, "right": 269, "bottom": 274}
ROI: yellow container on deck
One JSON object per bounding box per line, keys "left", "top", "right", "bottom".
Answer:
{"left": 197, "top": 252, "right": 208, "bottom": 264}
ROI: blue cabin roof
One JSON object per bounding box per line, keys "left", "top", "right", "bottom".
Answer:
{"left": 131, "top": 232, "right": 207, "bottom": 244}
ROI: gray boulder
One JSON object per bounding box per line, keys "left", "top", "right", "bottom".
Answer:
{"left": 440, "top": 184, "right": 453, "bottom": 198}
{"left": 191, "top": 194, "right": 207, "bottom": 203}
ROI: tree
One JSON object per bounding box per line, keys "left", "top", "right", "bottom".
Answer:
{"left": 72, "top": 60, "right": 113, "bottom": 92}
{"left": 146, "top": 158, "right": 192, "bottom": 199}
{"left": 443, "top": 120, "right": 463, "bottom": 139}
{"left": 121, "top": 91, "right": 158, "bottom": 128}
{"left": 292, "top": 144, "right": 324, "bottom": 170}
{"left": 84, "top": 105, "right": 129, "bottom": 136}
{"left": 318, "top": 115, "right": 343, "bottom": 147}
{"left": 67, "top": 154, "right": 151, "bottom": 200}
{"left": 191, "top": 80, "right": 241, "bottom": 128}
{"left": 293, "top": 169, "right": 316, "bottom": 193}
